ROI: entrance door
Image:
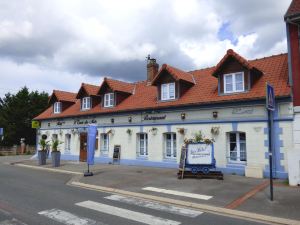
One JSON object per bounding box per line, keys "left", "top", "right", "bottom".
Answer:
{"left": 79, "top": 133, "right": 87, "bottom": 162}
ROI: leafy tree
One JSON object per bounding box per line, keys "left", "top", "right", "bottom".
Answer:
{"left": 0, "top": 87, "right": 48, "bottom": 146}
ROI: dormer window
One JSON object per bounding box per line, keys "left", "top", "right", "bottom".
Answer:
{"left": 224, "top": 72, "right": 244, "bottom": 93}
{"left": 81, "top": 97, "right": 91, "bottom": 110}
{"left": 104, "top": 93, "right": 114, "bottom": 107}
{"left": 53, "top": 102, "right": 61, "bottom": 114}
{"left": 161, "top": 83, "right": 175, "bottom": 101}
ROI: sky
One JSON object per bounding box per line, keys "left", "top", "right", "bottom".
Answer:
{"left": 0, "top": 0, "right": 291, "bottom": 97}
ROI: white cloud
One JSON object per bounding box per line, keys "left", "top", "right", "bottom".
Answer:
{"left": 0, "top": 0, "right": 292, "bottom": 97}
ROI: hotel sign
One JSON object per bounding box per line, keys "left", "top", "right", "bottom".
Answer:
{"left": 186, "top": 143, "right": 214, "bottom": 165}
{"left": 74, "top": 119, "right": 97, "bottom": 125}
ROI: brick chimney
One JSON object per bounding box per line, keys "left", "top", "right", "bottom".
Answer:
{"left": 147, "top": 55, "right": 159, "bottom": 82}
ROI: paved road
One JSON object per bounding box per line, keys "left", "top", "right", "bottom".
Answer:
{"left": 0, "top": 164, "right": 266, "bottom": 225}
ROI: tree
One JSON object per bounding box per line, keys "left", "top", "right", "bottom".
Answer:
{"left": 0, "top": 87, "right": 49, "bottom": 146}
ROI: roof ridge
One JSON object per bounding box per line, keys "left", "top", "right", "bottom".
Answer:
{"left": 249, "top": 52, "right": 287, "bottom": 62}
{"left": 53, "top": 89, "right": 77, "bottom": 95}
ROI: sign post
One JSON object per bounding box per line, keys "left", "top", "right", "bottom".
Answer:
{"left": 0, "top": 128, "right": 3, "bottom": 141}
{"left": 84, "top": 125, "right": 97, "bottom": 177}
{"left": 266, "top": 83, "right": 275, "bottom": 201}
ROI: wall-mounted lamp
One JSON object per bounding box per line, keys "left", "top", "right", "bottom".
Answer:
{"left": 212, "top": 111, "right": 218, "bottom": 119}
{"left": 181, "top": 113, "right": 186, "bottom": 120}
{"left": 111, "top": 118, "right": 114, "bottom": 124}
{"left": 128, "top": 116, "right": 132, "bottom": 123}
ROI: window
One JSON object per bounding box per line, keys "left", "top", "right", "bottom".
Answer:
{"left": 224, "top": 72, "right": 244, "bottom": 93}
{"left": 100, "top": 133, "right": 109, "bottom": 155}
{"left": 53, "top": 102, "right": 61, "bottom": 114}
{"left": 104, "top": 93, "right": 114, "bottom": 107}
{"left": 165, "top": 133, "right": 177, "bottom": 158}
{"left": 138, "top": 133, "right": 148, "bottom": 156}
{"left": 228, "top": 132, "right": 246, "bottom": 163}
{"left": 65, "top": 134, "right": 71, "bottom": 152}
{"left": 161, "top": 83, "right": 175, "bottom": 101}
{"left": 81, "top": 97, "right": 91, "bottom": 110}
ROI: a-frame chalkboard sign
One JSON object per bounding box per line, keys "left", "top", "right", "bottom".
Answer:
{"left": 178, "top": 146, "right": 187, "bottom": 179}
{"left": 113, "top": 145, "right": 121, "bottom": 164}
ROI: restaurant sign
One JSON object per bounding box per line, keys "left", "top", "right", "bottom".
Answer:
{"left": 142, "top": 114, "right": 166, "bottom": 121}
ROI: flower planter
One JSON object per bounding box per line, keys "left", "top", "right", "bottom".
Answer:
{"left": 38, "top": 150, "right": 47, "bottom": 165}
{"left": 51, "top": 151, "right": 61, "bottom": 167}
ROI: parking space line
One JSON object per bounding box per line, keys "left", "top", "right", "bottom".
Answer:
{"left": 142, "top": 187, "right": 213, "bottom": 200}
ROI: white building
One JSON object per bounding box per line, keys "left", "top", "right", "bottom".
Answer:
{"left": 35, "top": 49, "right": 294, "bottom": 180}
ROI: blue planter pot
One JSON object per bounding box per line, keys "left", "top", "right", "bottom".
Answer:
{"left": 51, "top": 151, "right": 61, "bottom": 167}
{"left": 38, "top": 150, "right": 47, "bottom": 165}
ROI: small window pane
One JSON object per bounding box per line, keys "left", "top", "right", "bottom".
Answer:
{"left": 169, "top": 83, "right": 175, "bottom": 99}
{"left": 240, "top": 133, "right": 246, "bottom": 141}
{"left": 229, "top": 133, "right": 236, "bottom": 142}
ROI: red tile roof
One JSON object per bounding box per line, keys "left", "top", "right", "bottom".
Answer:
{"left": 76, "top": 83, "right": 100, "bottom": 98}
{"left": 285, "top": 0, "right": 300, "bottom": 19}
{"left": 152, "top": 64, "right": 195, "bottom": 85}
{"left": 98, "top": 77, "right": 135, "bottom": 94}
{"left": 49, "top": 90, "right": 77, "bottom": 104}
{"left": 212, "top": 49, "right": 262, "bottom": 77}
{"left": 35, "top": 52, "right": 290, "bottom": 120}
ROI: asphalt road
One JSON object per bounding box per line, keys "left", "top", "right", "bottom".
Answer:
{"left": 0, "top": 164, "right": 266, "bottom": 225}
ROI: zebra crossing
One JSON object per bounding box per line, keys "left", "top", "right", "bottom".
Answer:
{"left": 36, "top": 193, "right": 204, "bottom": 225}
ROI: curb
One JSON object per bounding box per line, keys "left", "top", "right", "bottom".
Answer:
{"left": 70, "top": 181, "right": 300, "bottom": 225}
{"left": 14, "top": 163, "right": 82, "bottom": 175}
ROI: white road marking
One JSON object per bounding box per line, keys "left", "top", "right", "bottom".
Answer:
{"left": 142, "top": 187, "right": 213, "bottom": 200}
{"left": 105, "top": 194, "right": 202, "bottom": 218}
{"left": 38, "top": 209, "right": 100, "bottom": 225}
{"left": 76, "top": 200, "right": 181, "bottom": 225}
{"left": 0, "top": 218, "right": 27, "bottom": 225}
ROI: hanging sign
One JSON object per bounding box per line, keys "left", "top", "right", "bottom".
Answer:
{"left": 31, "top": 121, "right": 40, "bottom": 129}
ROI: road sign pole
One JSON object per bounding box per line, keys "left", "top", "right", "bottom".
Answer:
{"left": 268, "top": 109, "right": 274, "bottom": 201}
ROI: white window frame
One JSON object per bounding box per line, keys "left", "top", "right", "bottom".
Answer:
{"left": 65, "top": 134, "right": 71, "bottom": 152}
{"left": 104, "top": 93, "right": 114, "bottom": 107}
{"left": 224, "top": 72, "right": 245, "bottom": 93}
{"left": 161, "top": 83, "right": 175, "bottom": 101}
{"left": 53, "top": 102, "right": 61, "bottom": 114}
{"left": 138, "top": 133, "right": 148, "bottom": 157}
{"left": 81, "top": 97, "right": 91, "bottom": 110}
{"left": 100, "top": 133, "right": 109, "bottom": 155}
{"left": 165, "top": 133, "right": 177, "bottom": 158}
{"left": 227, "top": 132, "right": 247, "bottom": 163}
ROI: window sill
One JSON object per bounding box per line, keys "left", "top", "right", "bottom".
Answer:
{"left": 137, "top": 156, "right": 148, "bottom": 160}
{"left": 163, "top": 157, "right": 177, "bottom": 162}
{"left": 227, "top": 162, "right": 246, "bottom": 167}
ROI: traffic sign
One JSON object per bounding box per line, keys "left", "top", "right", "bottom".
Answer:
{"left": 266, "top": 83, "right": 275, "bottom": 111}
{"left": 0, "top": 128, "right": 3, "bottom": 135}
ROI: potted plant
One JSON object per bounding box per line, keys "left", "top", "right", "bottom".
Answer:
{"left": 38, "top": 139, "right": 49, "bottom": 165}
{"left": 51, "top": 139, "right": 63, "bottom": 167}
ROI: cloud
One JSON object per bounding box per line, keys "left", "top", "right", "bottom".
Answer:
{"left": 0, "top": 0, "right": 292, "bottom": 97}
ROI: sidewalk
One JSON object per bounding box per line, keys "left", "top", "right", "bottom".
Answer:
{"left": 9, "top": 157, "right": 300, "bottom": 222}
